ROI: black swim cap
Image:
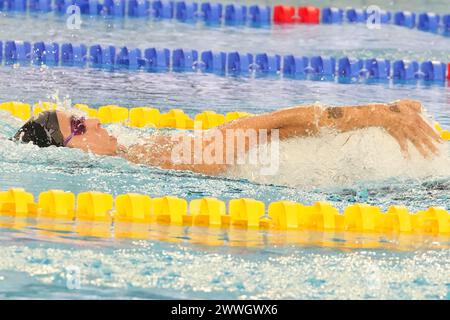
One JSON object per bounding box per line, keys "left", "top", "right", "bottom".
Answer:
{"left": 13, "top": 111, "right": 65, "bottom": 148}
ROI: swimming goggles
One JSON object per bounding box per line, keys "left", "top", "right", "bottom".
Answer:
{"left": 63, "top": 116, "right": 87, "bottom": 146}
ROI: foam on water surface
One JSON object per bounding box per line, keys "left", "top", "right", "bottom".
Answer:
{"left": 228, "top": 127, "right": 450, "bottom": 189}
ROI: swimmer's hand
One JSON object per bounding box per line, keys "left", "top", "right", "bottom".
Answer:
{"left": 377, "top": 100, "right": 442, "bottom": 158}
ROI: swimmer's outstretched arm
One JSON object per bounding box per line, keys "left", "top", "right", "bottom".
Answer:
{"left": 219, "top": 99, "right": 441, "bottom": 158}
{"left": 122, "top": 99, "right": 441, "bottom": 175}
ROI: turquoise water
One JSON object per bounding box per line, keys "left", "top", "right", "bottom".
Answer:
{"left": 0, "top": 1, "right": 450, "bottom": 299}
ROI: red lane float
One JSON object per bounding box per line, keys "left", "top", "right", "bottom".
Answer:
{"left": 274, "top": 5, "right": 321, "bottom": 24}
{"left": 273, "top": 5, "right": 296, "bottom": 23}
{"left": 447, "top": 63, "right": 450, "bottom": 80}
{"left": 298, "top": 6, "right": 320, "bottom": 24}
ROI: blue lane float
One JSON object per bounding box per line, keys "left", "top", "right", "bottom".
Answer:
{"left": 338, "top": 57, "right": 364, "bottom": 78}
{"left": 310, "top": 56, "right": 336, "bottom": 76}
{"left": 4, "top": 41, "right": 15, "bottom": 64}
{"left": 115, "top": 47, "right": 144, "bottom": 69}
{"left": 152, "top": 0, "right": 174, "bottom": 19}
{"left": 346, "top": 8, "right": 367, "bottom": 23}
{"left": 116, "top": 47, "right": 129, "bottom": 67}
{"left": 444, "top": 15, "right": 450, "bottom": 32}
{"left": 5, "top": 41, "right": 16, "bottom": 64}
{"left": 129, "top": 48, "right": 143, "bottom": 69}
{"left": 73, "top": 44, "right": 87, "bottom": 66}
{"left": 255, "top": 53, "right": 280, "bottom": 73}
{"left": 61, "top": 43, "right": 71, "bottom": 66}
{"left": 322, "top": 7, "right": 343, "bottom": 24}
{"left": 103, "top": 0, "right": 119, "bottom": 16}
{"left": 200, "top": 50, "right": 226, "bottom": 72}
{"left": 420, "top": 61, "right": 446, "bottom": 81}
{"left": 248, "top": 5, "right": 271, "bottom": 25}
{"left": 0, "top": 40, "right": 448, "bottom": 84}
{"left": 378, "top": 10, "right": 391, "bottom": 24}
{"left": 365, "top": 58, "right": 390, "bottom": 79}
{"left": 227, "top": 52, "right": 253, "bottom": 73}
{"left": 172, "top": 48, "right": 198, "bottom": 70}
{"left": 201, "top": 2, "right": 222, "bottom": 24}
{"left": 102, "top": 45, "right": 116, "bottom": 67}
{"left": 225, "top": 4, "right": 247, "bottom": 25}
{"left": 393, "top": 60, "right": 419, "bottom": 80}
{"left": 57, "top": 0, "right": 89, "bottom": 14}
{"left": 88, "top": 44, "right": 116, "bottom": 67}
{"left": 89, "top": 44, "right": 102, "bottom": 66}
{"left": 75, "top": 0, "right": 91, "bottom": 15}
{"left": 44, "top": 43, "right": 60, "bottom": 66}
{"left": 12, "top": 0, "right": 26, "bottom": 11}
{"left": 175, "top": 1, "right": 197, "bottom": 21}
{"left": 40, "top": 0, "right": 53, "bottom": 12}
{"left": 394, "top": 11, "right": 416, "bottom": 28}
{"left": 31, "top": 42, "right": 46, "bottom": 65}
{"left": 89, "top": 0, "right": 102, "bottom": 15}
{"left": 17, "top": 42, "right": 32, "bottom": 63}
{"left": 282, "top": 55, "right": 308, "bottom": 76}
{"left": 105, "top": 0, "right": 126, "bottom": 17}
{"left": 418, "top": 12, "right": 440, "bottom": 32}
{"left": 128, "top": 0, "right": 150, "bottom": 17}
{"left": 5, "top": 41, "right": 31, "bottom": 64}
{"left": 145, "top": 48, "right": 170, "bottom": 69}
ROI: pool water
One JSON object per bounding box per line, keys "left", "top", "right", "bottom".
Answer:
{"left": 0, "top": 1, "right": 449, "bottom": 299}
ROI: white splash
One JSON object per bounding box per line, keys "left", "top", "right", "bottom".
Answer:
{"left": 105, "top": 124, "right": 152, "bottom": 148}
{"left": 226, "top": 127, "right": 450, "bottom": 189}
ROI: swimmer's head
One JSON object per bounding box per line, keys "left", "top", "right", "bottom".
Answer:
{"left": 13, "top": 111, "right": 64, "bottom": 147}
{"left": 13, "top": 111, "right": 118, "bottom": 156}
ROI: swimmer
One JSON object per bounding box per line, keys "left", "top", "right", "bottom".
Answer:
{"left": 12, "top": 99, "right": 442, "bottom": 175}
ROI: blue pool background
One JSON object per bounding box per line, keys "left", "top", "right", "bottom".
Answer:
{"left": 0, "top": 1, "right": 449, "bottom": 299}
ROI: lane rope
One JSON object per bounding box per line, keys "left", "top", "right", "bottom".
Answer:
{"left": 1, "top": 1, "right": 449, "bottom": 37}
{"left": 0, "top": 187, "right": 449, "bottom": 235}
{"left": 1, "top": 39, "right": 449, "bottom": 84}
